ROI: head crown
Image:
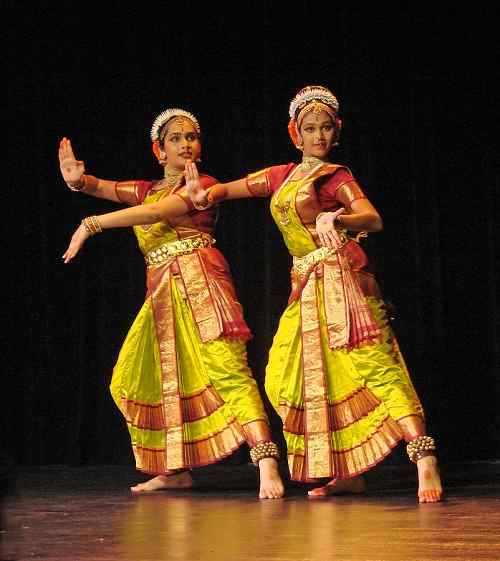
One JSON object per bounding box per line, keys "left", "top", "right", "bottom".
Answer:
{"left": 150, "top": 108, "right": 200, "bottom": 141}
{"left": 289, "top": 85, "right": 339, "bottom": 120}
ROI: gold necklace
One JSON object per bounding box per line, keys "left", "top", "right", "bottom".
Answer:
{"left": 299, "top": 156, "right": 325, "bottom": 171}
{"left": 152, "top": 167, "right": 184, "bottom": 191}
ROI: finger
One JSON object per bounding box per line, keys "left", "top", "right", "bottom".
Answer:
{"left": 65, "top": 138, "right": 75, "bottom": 159}
{"left": 328, "top": 231, "right": 339, "bottom": 248}
{"left": 191, "top": 161, "right": 199, "bottom": 179}
{"left": 184, "top": 161, "right": 193, "bottom": 181}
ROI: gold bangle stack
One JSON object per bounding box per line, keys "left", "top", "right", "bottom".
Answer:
{"left": 249, "top": 441, "right": 280, "bottom": 466}
{"left": 82, "top": 215, "right": 103, "bottom": 236}
{"left": 406, "top": 435, "right": 436, "bottom": 463}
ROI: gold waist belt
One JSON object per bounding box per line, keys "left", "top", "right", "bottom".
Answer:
{"left": 292, "top": 230, "right": 352, "bottom": 279}
{"left": 144, "top": 233, "right": 215, "bottom": 267}
{"left": 293, "top": 246, "right": 335, "bottom": 278}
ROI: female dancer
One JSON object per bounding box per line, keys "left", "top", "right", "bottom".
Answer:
{"left": 184, "top": 86, "right": 442, "bottom": 503}
{"left": 59, "top": 107, "right": 284, "bottom": 499}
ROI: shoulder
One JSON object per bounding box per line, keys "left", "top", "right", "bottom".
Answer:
{"left": 317, "top": 163, "right": 356, "bottom": 190}
{"left": 267, "top": 163, "right": 297, "bottom": 189}
{"left": 199, "top": 173, "right": 218, "bottom": 189}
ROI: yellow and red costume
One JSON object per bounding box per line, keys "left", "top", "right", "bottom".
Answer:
{"left": 243, "top": 162, "right": 424, "bottom": 481}
{"left": 110, "top": 175, "right": 270, "bottom": 474}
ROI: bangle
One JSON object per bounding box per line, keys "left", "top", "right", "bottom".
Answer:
{"left": 67, "top": 174, "right": 99, "bottom": 193}
{"left": 67, "top": 179, "right": 84, "bottom": 192}
{"left": 193, "top": 197, "right": 213, "bottom": 211}
{"left": 82, "top": 215, "right": 103, "bottom": 236}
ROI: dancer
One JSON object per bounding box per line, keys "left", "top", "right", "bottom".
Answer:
{"left": 184, "top": 86, "right": 442, "bottom": 503}
{"left": 59, "top": 107, "right": 284, "bottom": 499}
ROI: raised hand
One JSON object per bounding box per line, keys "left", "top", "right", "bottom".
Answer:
{"left": 184, "top": 160, "right": 208, "bottom": 207}
{"left": 62, "top": 223, "right": 90, "bottom": 263}
{"left": 316, "top": 207, "right": 345, "bottom": 249}
{"left": 59, "top": 137, "right": 85, "bottom": 189}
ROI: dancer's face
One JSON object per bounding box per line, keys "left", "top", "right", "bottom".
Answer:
{"left": 161, "top": 118, "right": 201, "bottom": 170}
{"left": 298, "top": 110, "right": 336, "bottom": 159}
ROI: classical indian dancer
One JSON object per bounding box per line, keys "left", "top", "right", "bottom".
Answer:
{"left": 59, "top": 107, "right": 284, "bottom": 499}
{"left": 184, "top": 86, "right": 442, "bottom": 503}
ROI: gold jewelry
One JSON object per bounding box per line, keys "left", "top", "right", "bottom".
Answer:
{"left": 67, "top": 174, "right": 99, "bottom": 193}
{"left": 193, "top": 197, "right": 212, "bottom": 211}
{"left": 406, "top": 435, "right": 437, "bottom": 463}
{"left": 144, "top": 233, "right": 215, "bottom": 267}
{"left": 151, "top": 108, "right": 201, "bottom": 142}
{"left": 82, "top": 215, "right": 103, "bottom": 236}
{"left": 249, "top": 441, "right": 280, "bottom": 466}
{"left": 300, "top": 156, "right": 325, "bottom": 171}
{"left": 161, "top": 166, "right": 184, "bottom": 188}
{"left": 289, "top": 86, "right": 339, "bottom": 120}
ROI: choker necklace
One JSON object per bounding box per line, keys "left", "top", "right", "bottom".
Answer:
{"left": 152, "top": 167, "right": 184, "bottom": 191}
{"left": 300, "top": 156, "right": 326, "bottom": 171}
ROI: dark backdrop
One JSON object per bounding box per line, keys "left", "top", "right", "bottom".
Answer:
{"left": 4, "top": 4, "right": 498, "bottom": 468}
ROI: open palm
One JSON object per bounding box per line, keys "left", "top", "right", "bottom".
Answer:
{"left": 59, "top": 137, "right": 85, "bottom": 187}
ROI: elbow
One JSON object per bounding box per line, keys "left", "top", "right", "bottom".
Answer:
{"left": 147, "top": 203, "right": 164, "bottom": 224}
{"left": 372, "top": 216, "right": 383, "bottom": 232}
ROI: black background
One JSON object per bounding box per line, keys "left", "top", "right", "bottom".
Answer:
{"left": 4, "top": 4, "right": 499, "bottom": 469}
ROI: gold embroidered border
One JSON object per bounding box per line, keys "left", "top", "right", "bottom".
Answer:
{"left": 177, "top": 252, "right": 223, "bottom": 342}
{"left": 287, "top": 415, "right": 403, "bottom": 481}
{"left": 120, "top": 397, "right": 165, "bottom": 430}
{"left": 323, "top": 254, "right": 350, "bottom": 348}
{"left": 181, "top": 385, "right": 225, "bottom": 422}
{"left": 120, "top": 384, "right": 226, "bottom": 430}
{"left": 301, "top": 269, "right": 332, "bottom": 479}
{"left": 280, "top": 386, "right": 382, "bottom": 435}
{"left": 149, "top": 265, "right": 184, "bottom": 470}
{"left": 241, "top": 419, "right": 273, "bottom": 448}
{"left": 133, "top": 418, "right": 246, "bottom": 473}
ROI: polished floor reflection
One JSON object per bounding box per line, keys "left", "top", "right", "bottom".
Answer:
{"left": 2, "top": 462, "right": 499, "bottom": 561}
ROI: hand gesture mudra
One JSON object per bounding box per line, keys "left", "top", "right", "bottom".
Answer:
{"left": 184, "top": 160, "right": 209, "bottom": 207}
{"left": 316, "top": 207, "right": 346, "bottom": 250}
{"left": 59, "top": 137, "right": 85, "bottom": 190}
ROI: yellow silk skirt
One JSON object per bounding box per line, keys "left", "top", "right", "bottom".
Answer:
{"left": 265, "top": 285, "right": 424, "bottom": 482}
{"left": 110, "top": 278, "right": 268, "bottom": 474}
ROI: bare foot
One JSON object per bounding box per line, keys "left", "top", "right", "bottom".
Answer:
{"left": 258, "top": 458, "right": 284, "bottom": 499}
{"left": 308, "top": 476, "right": 367, "bottom": 497}
{"left": 130, "top": 471, "right": 193, "bottom": 493}
{"left": 417, "top": 455, "right": 443, "bottom": 503}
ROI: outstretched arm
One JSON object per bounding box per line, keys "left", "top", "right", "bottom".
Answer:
{"left": 185, "top": 161, "right": 250, "bottom": 207}
{"left": 62, "top": 192, "right": 192, "bottom": 263}
{"left": 59, "top": 138, "right": 122, "bottom": 203}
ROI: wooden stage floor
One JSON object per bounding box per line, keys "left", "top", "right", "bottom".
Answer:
{"left": 1, "top": 461, "right": 499, "bottom": 561}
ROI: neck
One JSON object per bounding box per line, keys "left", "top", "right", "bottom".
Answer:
{"left": 301, "top": 155, "right": 329, "bottom": 163}
{"left": 299, "top": 155, "right": 328, "bottom": 171}
{"left": 164, "top": 165, "right": 184, "bottom": 177}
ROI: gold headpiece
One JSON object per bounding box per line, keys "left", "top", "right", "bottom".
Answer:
{"left": 150, "top": 108, "right": 201, "bottom": 142}
{"left": 289, "top": 85, "right": 339, "bottom": 121}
